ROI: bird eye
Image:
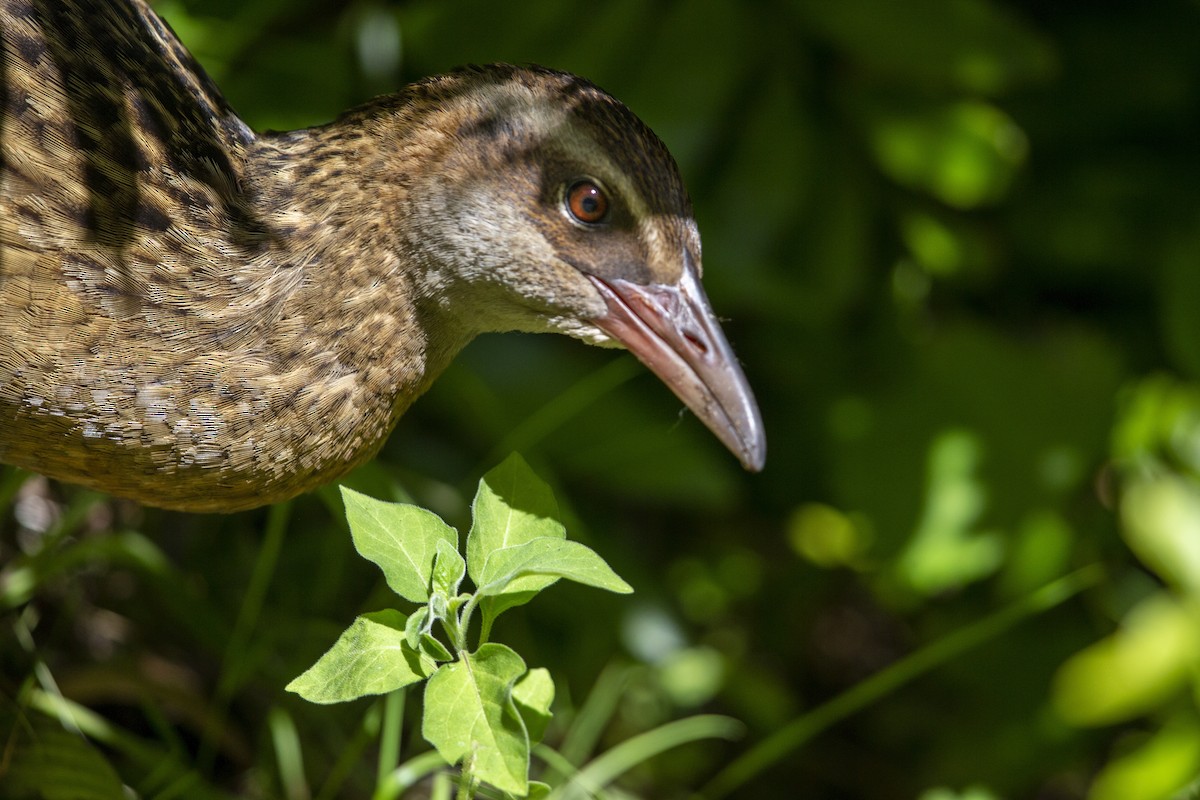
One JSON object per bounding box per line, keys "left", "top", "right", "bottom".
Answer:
{"left": 565, "top": 180, "right": 610, "bottom": 225}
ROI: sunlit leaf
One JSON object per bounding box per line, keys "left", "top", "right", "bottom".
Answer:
{"left": 1053, "top": 594, "right": 1199, "bottom": 726}
{"left": 423, "top": 644, "right": 529, "bottom": 795}
{"left": 478, "top": 538, "right": 632, "bottom": 597}
{"left": 287, "top": 610, "right": 437, "bottom": 704}
{"left": 468, "top": 453, "right": 564, "bottom": 586}
{"left": 432, "top": 538, "right": 466, "bottom": 598}
{"left": 1089, "top": 719, "right": 1200, "bottom": 800}
{"left": 788, "top": 503, "right": 869, "bottom": 568}
{"left": 897, "top": 429, "right": 1004, "bottom": 594}
{"left": 1122, "top": 477, "right": 1200, "bottom": 596}
{"left": 867, "top": 102, "right": 1028, "bottom": 208}
{"left": 513, "top": 667, "right": 555, "bottom": 744}
{"left": 342, "top": 486, "right": 458, "bottom": 604}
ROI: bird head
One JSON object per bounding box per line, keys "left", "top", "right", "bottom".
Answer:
{"left": 395, "top": 65, "right": 765, "bottom": 472}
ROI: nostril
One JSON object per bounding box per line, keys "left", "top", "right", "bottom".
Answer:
{"left": 683, "top": 329, "right": 708, "bottom": 356}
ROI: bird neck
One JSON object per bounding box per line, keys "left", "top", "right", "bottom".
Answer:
{"left": 178, "top": 119, "right": 484, "bottom": 505}
{"left": 249, "top": 98, "right": 480, "bottom": 362}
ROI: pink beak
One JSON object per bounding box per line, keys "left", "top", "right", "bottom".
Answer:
{"left": 586, "top": 261, "right": 765, "bottom": 472}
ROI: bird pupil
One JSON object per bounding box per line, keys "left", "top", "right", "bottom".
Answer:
{"left": 567, "top": 180, "right": 607, "bottom": 224}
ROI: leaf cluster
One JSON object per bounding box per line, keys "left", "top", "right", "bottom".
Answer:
{"left": 287, "top": 454, "right": 630, "bottom": 797}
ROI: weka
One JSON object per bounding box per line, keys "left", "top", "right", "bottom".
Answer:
{"left": 0, "top": 0, "right": 764, "bottom": 512}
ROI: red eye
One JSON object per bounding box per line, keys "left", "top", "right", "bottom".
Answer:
{"left": 566, "top": 180, "right": 609, "bottom": 224}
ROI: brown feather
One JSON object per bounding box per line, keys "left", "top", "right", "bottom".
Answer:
{"left": 0, "top": 0, "right": 754, "bottom": 512}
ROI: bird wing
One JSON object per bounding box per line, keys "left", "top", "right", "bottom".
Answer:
{"left": 0, "top": 0, "right": 282, "bottom": 358}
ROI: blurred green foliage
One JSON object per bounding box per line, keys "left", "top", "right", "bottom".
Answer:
{"left": 3, "top": 0, "right": 1200, "bottom": 798}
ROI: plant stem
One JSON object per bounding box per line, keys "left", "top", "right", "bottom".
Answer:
{"left": 456, "top": 757, "right": 477, "bottom": 800}
{"left": 440, "top": 600, "right": 466, "bottom": 654}
{"left": 699, "top": 565, "right": 1104, "bottom": 799}
{"left": 375, "top": 751, "right": 449, "bottom": 799}
{"left": 268, "top": 708, "right": 307, "bottom": 800}
{"left": 430, "top": 770, "right": 453, "bottom": 800}
{"left": 456, "top": 592, "right": 481, "bottom": 652}
{"left": 376, "top": 689, "right": 406, "bottom": 787}
{"left": 478, "top": 608, "right": 494, "bottom": 646}
{"left": 548, "top": 715, "right": 743, "bottom": 800}
{"left": 556, "top": 661, "right": 631, "bottom": 769}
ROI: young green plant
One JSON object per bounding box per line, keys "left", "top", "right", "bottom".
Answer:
{"left": 288, "top": 453, "right": 632, "bottom": 798}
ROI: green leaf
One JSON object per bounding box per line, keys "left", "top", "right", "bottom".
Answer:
{"left": 420, "top": 633, "right": 454, "bottom": 663}
{"left": 480, "top": 590, "right": 541, "bottom": 634}
{"left": 405, "top": 605, "right": 428, "bottom": 650}
{"left": 513, "top": 668, "right": 555, "bottom": 745}
{"left": 448, "top": 593, "right": 471, "bottom": 615}
{"left": 468, "top": 453, "right": 564, "bottom": 586}
{"left": 2, "top": 720, "right": 126, "bottom": 800}
{"left": 341, "top": 486, "right": 458, "bottom": 603}
{"left": 565, "top": 714, "right": 744, "bottom": 798}
{"left": 526, "top": 781, "right": 551, "bottom": 800}
{"left": 478, "top": 538, "right": 633, "bottom": 597}
{"left": 1088, "top": 718, "right": 1200, "bottom": 800}
{"left": 867, "top": 101, "right": 1028, "bottom": 209}
{"left": 1053, "top": 593, "right": 1199, "bottom": 726}
{"left": 433, "top": 538, "right": 466, "bottom": 598}
{"left": 1121, "top": 476, "right": 1200, "bottom": 596}
{"left": 287, "top": 610, "right": 436, "bottom": 704}
{"left": 423, "top": 643, "right": 529, "bottom": 795}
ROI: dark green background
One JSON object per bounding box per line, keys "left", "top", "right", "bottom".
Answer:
{"left": 4, "top": 1, "right": 1200, "bottom": 798}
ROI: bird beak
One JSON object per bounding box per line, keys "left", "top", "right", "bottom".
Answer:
{"left": 585, "top": 259, "right": 766, "bottom": 472}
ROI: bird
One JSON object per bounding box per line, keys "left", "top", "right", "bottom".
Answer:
{"left": 0, "top": 0, "right": 764, "bottom": 513}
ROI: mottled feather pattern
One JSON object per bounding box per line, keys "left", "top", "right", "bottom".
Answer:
{"left": 0, "top": 0, "right": 723, "bottom": 511}
{"left": 0, "top": 0, "right": 431, "bottom": 510}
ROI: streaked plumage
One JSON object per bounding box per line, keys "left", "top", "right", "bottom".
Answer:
{"left": 0, "top": 0, "right": 763, "bottom": 512}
